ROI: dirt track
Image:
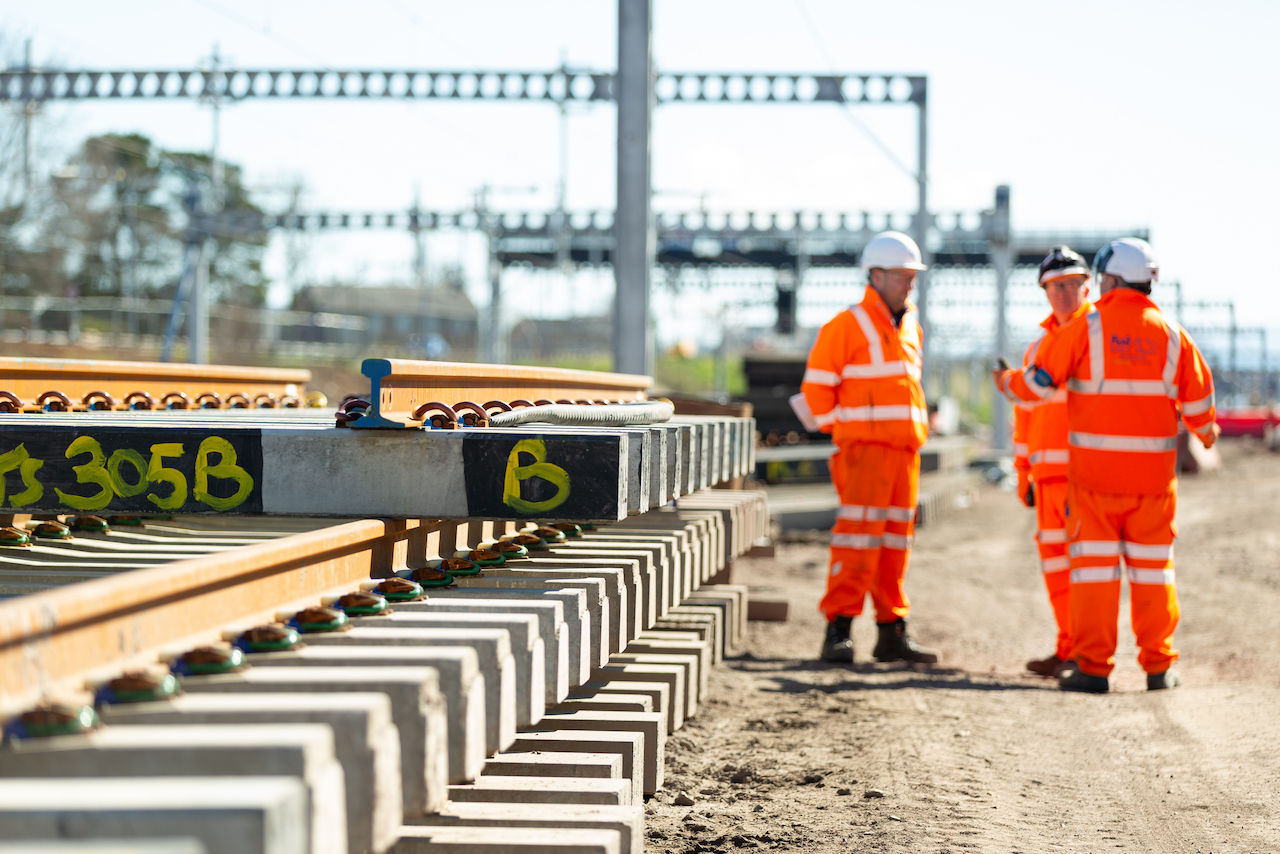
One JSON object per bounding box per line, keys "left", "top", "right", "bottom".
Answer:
{"left": 647, "top": 439, "right": 1280, "bottom": 853}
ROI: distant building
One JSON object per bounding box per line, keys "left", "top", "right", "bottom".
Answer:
{"left": 288, "top": 283, "right": 478, "bottom": 356}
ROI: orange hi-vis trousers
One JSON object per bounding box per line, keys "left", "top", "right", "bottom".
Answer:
{"left": 1034, "top": 478, "right": 1073, "bottom": 662}
{"left": 1066, "top": 482, "right": 1180, "bottom": 677}
{"left": 821, "top": 442, "right": 918, "bottom": 622}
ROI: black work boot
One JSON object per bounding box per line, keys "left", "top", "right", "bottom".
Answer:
{"left": 820, "top": 615, "right": 854, "bottom": 662}
{"left": 872, "top": 618, "right": 939, "bottom": 664}
{"left": 1058, "top": 665, "right": 1109, "bottom": 694}
{"left": 1146, "top": 669, "right": 1181, "bottom": 691}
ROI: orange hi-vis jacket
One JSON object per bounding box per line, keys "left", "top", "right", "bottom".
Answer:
{"left": 801, "top": 286, "right": 929, "bottom": 451}
{"left": 1007, "top": 302, "right": 1093, "bottom": 483}
{"left": 998, "top": 288, "right": 1216, "bottom": 495}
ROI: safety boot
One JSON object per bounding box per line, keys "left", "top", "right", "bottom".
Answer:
{"left": 1146, "top": 669, "right": 1181, "bottom": 691}
{"left": 820, "top": 615, "right": 854, "bottom": 663}
{"left": 872, "top": 618, "right": 939, "bottom": 664}
{"left": 1058, "top": 666, "right": 1109, "bottom": 694}
{"left": 1025, "top": 654, "right": 1064, "bottom": 677}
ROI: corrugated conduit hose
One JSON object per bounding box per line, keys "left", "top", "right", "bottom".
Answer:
{"left": 487, "top": 400, "right": 674, "bottom": 428}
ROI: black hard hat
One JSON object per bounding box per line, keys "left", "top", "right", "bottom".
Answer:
{"left": 1038, "top": 245, "right": 1090, "bottom": 285}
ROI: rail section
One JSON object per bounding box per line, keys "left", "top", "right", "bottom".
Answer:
{"left": 0, "top": 356, "right": 766, "bottom": 854}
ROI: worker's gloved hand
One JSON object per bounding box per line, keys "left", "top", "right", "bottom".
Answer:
{"left": 1198, "top": 423, "right": 1222, "bottom": 449}
{"left": 990, "top": 357, "right": 1011, "bottom": 390}
{"left": 1017, "top": 470, "right": 1034, "bottom": 508}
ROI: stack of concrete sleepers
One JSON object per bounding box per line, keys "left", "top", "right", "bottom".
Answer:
{"left": 0, "top": 489, "right": 768, "bottom": 854}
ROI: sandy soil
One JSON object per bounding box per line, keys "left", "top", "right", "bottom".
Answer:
{"left": 647, "top": 439, "right": 1280, "bottom": 853}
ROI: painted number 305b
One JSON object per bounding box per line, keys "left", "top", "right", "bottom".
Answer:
{"left": 0, "top": 436, "right": 255, "bottom": 512}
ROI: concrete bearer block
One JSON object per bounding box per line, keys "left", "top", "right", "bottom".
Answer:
{"left": 536, "top": 710, "right": 664, "bottom": 796}
{"left": 100, "top": 693, "right": 401, "bottom": 854}
{"left": 393, "top": 599, "right": 573, "bottom": 697}
{"left": 609, "top": 653, "right": 699, "bottom": 719}
{"left": 0, "top": 725, "right": 343, "bottom": 854}
{"left": 473, "top": 568, "right": 627, "bottom": 655}
{"left": 447, "top": 775, "right": 630, "bottom": 806}
{"left": 589, "top": 663, "right": 684, "bottom": 732}
{"left": 179, "top": 667, "right": 448, "bottom": 815}
{"left": 652, "top": 614, "right": 722, "bottom": 663}
{"left": 556, "top": 693, "right": 652, "bottom": 714}
{"left": 504, "top": 557, "right": 640, "bottom": 646}
{"left": 301, "top": 628, "right": 518, "bottom": 756}
{"left": 481, "top": 752, "right": 621, "bottom": 790}
{"left": 246, "top": 647, "right": 486, "bottom": 783}
{"left": 412, "top": 803, "right": 642, "bottom": 854}
{"left": 0, "top": 777, "right": 307, "bottom": 854}
{"left": 421, "top": 588, "right": 589, "bottom": 687}
{"left": 358, "top": 612, "right": 548, "bottom": 721}
{"left": 505, "top": 731, "right": 646, "bottom": 800}
{"left": 622, "top": 638, "right": 710, "bottom": 701}
{"left": 0, "top": 841, "right": 206, "bottom": 854}
{"left": 570, "top": 680, "right": 669, "bottom": 722}
{"left": 391, "top": 826, "right": 619, "bottom": 854}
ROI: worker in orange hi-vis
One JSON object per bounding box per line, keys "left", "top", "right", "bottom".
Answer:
{"left": 993, "top": 237, "right": 1219, "bottom": 693}
{"left": 999, "top": 246, "right": 1094, "bottom": 678}
{"left": 801, "top": 230, "right": 939, "bottom": 665}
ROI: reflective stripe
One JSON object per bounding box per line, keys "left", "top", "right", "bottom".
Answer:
{"left": 1193, "top": 422, "right": 1216, "bottom": 438}
{"left": 803, "top": 368, "right": 840, "bottom": 386}
{"left": 1068, "top": 378, "right": 1172, "bottom": 397}
{"left": 1050, "top": 387, "right": 1068, "bottom": 403}
{"left": 831, "top": 533, "right": 882, "bottom": 550}
{"left": 842, "top": 360, "right": 919, "bottom": 379}
{"left": 1182, "top": 392, "right": 1215, "bottom": 416}
{"left": 1028, "top": 449, "right": 1069, "bottom": 465}
{"left": 1162, "top": 317, "right": 1182, "bottom": 391}
{"left": 1041, "top": 555, "right": 1071, "bottom": 573}
{"left": 838, "top": 405, "right": 929, "bottom": 424}
{"left": 1128, "top": 567, "right": 1176, "bottom": 585}
{"left": 1069, "top": 540, "right": 1122, "bottom": 558}
{"left": 1071, "top": 565, "right": 1121, "bottom": 584}
{"left": 1070, "top": 432, "right": 1178, "bottom": 453}
{"left": 1081, "top": 309, "right": 1105, "bottom": 393}
{"left": 814, "top": 409, "right": 837, "bottom": 428}
{"left": 837, "top": 504, "right": 914, "bottom": 523}
{"left": 837, "top": 504, "right": 888, "bottom": 522}
{"left": 1123, "top": 542, "right": 1174, "bottom": 561}
{"left": 1037, "top": 528, "right": 1068, "bottom": 545}
{"left": 882, "top": 532, "right": 913, "bottom": 550}
{"left": 885, "top": 506, "right": 915, "bottom": 523}
{"left": 1023, "top": 363, "right": 1055, "bottom": 400}
{"left": 849, "top": 305, "right": 885, "bottom": 364}
{"left": 1012, "top": 442, "right": 1029, "bottom": 457}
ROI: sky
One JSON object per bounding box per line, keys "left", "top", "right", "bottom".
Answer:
{"left": 1, "top": 0, "right": 1277, "bottom": 364}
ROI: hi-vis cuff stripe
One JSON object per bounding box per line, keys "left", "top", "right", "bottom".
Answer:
{"left": 1029, "top": 449, "right": 1069, "bottom": 465}
{"left": 1069, "top": 432, "right": 1178, "bottom": 453}
{"left": 1071, "top": 565, "right": 1121, "bottom": 584}
{"left": 842, "top": 360, "right": 920, "bottom": 379}
{"left": 814, "top": 409, "right": 837, "bottom": 428}
{"left": 1193, "top": 422, "right": 1216, "bottom": 438}
{"left": 1037, "top": 528, "right": 1068, "bottom": 545}
{"left": 1182, "top": 392, "right": 1215, "bottom": 416}
{"left": 1128, "top": 567, "right": 1176, "bottom": 585}
{"left": 803, "top": 368, "right": 841, "bottom": 387}
{"left": 882, "top": 532, "right": 913, "bottom": 550}
{"left": 837, "top": 505, "right": 914, "bottom": 523}
{"left": 831, "top": 533, "right": 882, "bottom": 550}
{"left": 838, "top": 405, "right": 930, "bottom": 424}
{"left": 1012, "top": 443, "right": 1029, "bottom": 457}
{"left": 1040, "top": 555, "right": 1071, "bottom": 573}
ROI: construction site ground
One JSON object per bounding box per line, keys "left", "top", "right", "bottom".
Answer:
{"left": 647, "top": 438, "right": 1280, "bottom": 853}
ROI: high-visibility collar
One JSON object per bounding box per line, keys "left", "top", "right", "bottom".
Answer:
{"left": 1039, "top": 299, "right": 1093, "bottom": 333}
{"left": 1095, "top": 286, "right": 1158, "bottom": 312}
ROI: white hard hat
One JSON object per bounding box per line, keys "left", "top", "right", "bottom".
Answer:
{"left": 1094, "top": 237, "right": 1158, "bottom": 284}
{"left": 860, "top": 231, "right": 928, "bottom": 273}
